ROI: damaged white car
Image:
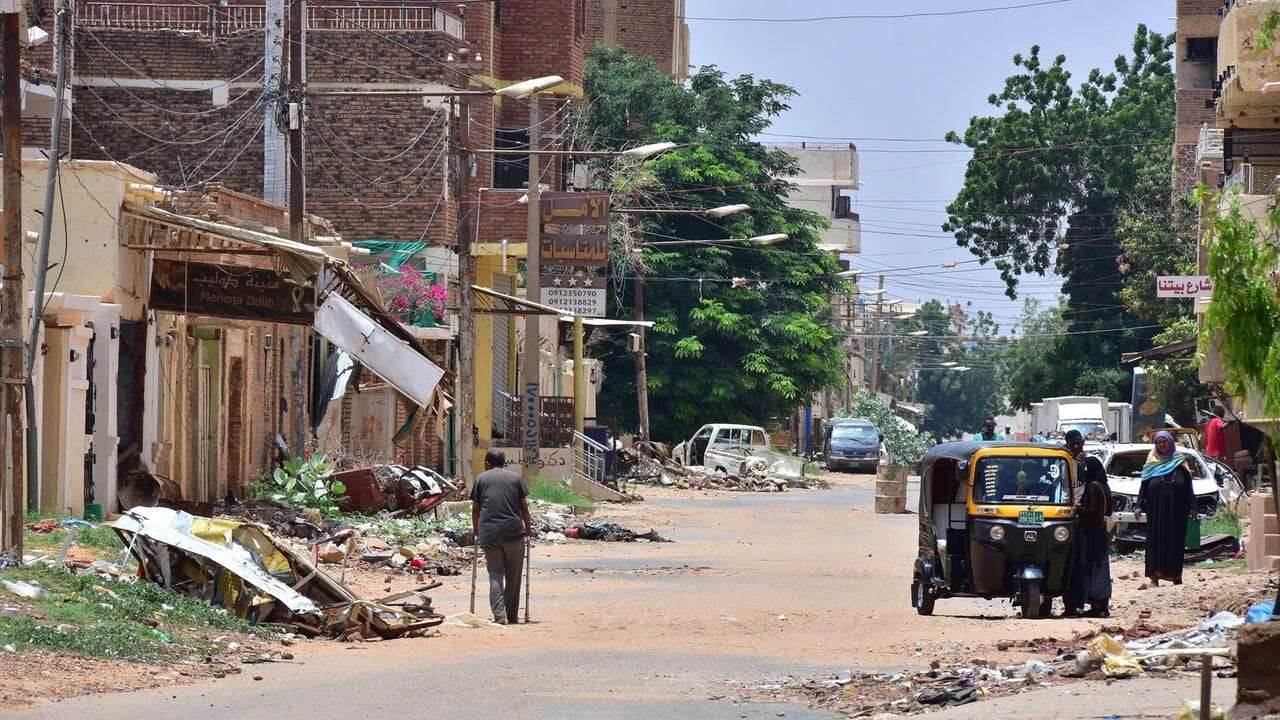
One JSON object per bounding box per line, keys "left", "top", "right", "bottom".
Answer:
{"left": 1089, "top": 443, "right": 1244, "bottom": 546}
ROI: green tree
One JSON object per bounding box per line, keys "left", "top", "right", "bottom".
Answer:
{"left": 581, "top": 47, "right": 844, "bottom": 441}
{"left": 943, "top": 26, "right": 1175, "bottom": 402}
{"left": 1001, "top": 298, "right": 1069, "bottom": 410}
{"left": 909, "top": 301, "right": 1005, "bottom": 439}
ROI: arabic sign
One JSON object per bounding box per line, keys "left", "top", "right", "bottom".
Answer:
{"left": 540, "top": 192, "right": 609, "bottom": 226}
{"left": 1156, "top": 275, "right": 1213, "bottom": 299}
{"left": 540, "top": 233, "right": 609, "bottom": 267}
{"left": 149, "top": 259, "right": 315, "bottom": 324}
{"left": 542, "top": 287, "right": 607, "bottom": 317}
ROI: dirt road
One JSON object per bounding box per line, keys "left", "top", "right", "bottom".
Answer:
{"left": 7, "top": 474, "right": 1251, "bottom": 719}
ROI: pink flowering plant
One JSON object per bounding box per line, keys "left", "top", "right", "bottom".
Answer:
{"left": 373, "top": 264, "right": 448, "bottom": 326}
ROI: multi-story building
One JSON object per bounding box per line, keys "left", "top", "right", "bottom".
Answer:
{"left": 1180, "top": 0, "right": 1280, "bottom": 417}
{"left": 585, "top": 0, "right": 691, "bottom": 80}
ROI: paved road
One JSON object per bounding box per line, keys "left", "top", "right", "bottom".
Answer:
{"left": 9, "top": 474, "right": 1222, "bottom": 720}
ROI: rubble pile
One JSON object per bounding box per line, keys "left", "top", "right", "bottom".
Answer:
{"left": 741, "top": 613, "right": 1249, "bottom": 717}
{"left": 618, "top": 453, "right": 827, "bottom": 493}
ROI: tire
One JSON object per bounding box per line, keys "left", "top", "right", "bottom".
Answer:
{"left": 1039, "top": 595, "right": 1054, "bottom": 618}
{"left": 715, "top": 466, "right": 727, "bottom": 474}
{"left": 912, "top": 577, "right": 935, "bottom": 616}
{"left": 1022, "top": 580, "right": 1044, "bottom": 620}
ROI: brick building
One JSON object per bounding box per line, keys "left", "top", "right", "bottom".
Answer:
{"left": 53, "top": 0, "right": 687, "bottom": 249}
{"left": 1173, "top": 0, "right": 1224, "bottom": 200}
{"left": 585, "top": 0, "right": 690, "bottom": 79}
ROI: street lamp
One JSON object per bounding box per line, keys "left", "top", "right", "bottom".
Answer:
{"left": 641, "top": 232, "right": 789, "bottom": 248}
{"left": 908, "top": 330, "right": 929, "bottom": 336}
{"left": 837, "top": 269, "right": 862, "bottom": 279}
{"left": 496, "top": 75, "right": 564, "bottom": 99}
{"left": 621, "top": 141, "right": 678, "bottom": 158}
{"left": 706, "top": 203, "right": 750, "bottom": 218}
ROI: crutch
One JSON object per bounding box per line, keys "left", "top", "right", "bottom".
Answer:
{"left": 468, "top": 538, "right": 479, "bottom": 614}
{"left": 523, "top": 533, "right": 532, "bottom": 623}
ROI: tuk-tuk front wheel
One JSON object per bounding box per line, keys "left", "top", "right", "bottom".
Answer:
{"left": 912, "top": 577, "right": 935, "bottom": 616}
{"left": 1021, "top": 580, "right": 1044, "bottom": 620}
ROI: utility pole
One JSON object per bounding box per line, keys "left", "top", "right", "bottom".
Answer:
{"left": 869, "top": 273, "right": 884, "bottom": 396}
{"left": 1, "top": 8, "right": 22, "bottom": 554}
{"left": 24, "top": 0, "right": 69, "bottom": 520}
{"left": 520, "top": 98, "right": 541, "bottom": 480}
{"left": 450, "top": 98, "right": 476, "bottom": 489}
{"left": 285, "top": 0, "right": 306, "bottom": 457}
{"left": 632, "top": 229, "right": 649, "bottom": 441}
{"left": 262, "top": 0, "right": 286, "bottom": 205}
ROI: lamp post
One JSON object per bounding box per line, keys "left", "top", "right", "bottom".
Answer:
{"left": 471, "top": 138, "right": 675, "bottom": 477}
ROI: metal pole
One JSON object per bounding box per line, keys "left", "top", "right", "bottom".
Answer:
{"left": 262, "top": 0, "right": 286, "bottom": 205}
{"left": 520, "top": 98, "right": 541, "bottom": 481}
{"left": 573, "top": 314, "right": 584, "bottom": 457}
{"left": 285, "top": 0, "right": 306, "bottom": 457}
{"left": 633, "top": 246, "right": 649, "bottom": 441}
{"left": 2, "top": 11, "right": 26, "bottom": 549}
{"left": 1199, "top": 653, "right": 1211, "bottom": 720}
{"left": 523, "top": 532, "right": 531, "bottom": 623}
{"left": 451, "top": 98, "right": 476, "bottom": 492}
{"left": 24, "top": 1, "right": 69, "bottom": 518}
{"left": 845, "top": 290, "right": 853, "bottom": 411}
{"left": 468, "top": 539, "right": 478, "bottom": 614}
{"left": 869, "top": 274, "right": 884, "bottom": 396}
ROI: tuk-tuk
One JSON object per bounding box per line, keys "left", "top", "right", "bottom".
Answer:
{"left": 911, "top": 442, "right": 1076, "bottom": 619}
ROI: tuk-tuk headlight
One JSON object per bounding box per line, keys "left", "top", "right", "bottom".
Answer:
{"left": 989, "top": 525, "right": 1005, "bottom": 541}
{"left": 1054, "top": 526, "right": 1070, "bottom": 543}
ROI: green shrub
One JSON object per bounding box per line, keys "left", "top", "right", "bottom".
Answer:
{"left": 262, "top": 454, "right": 346, "bottom": 516}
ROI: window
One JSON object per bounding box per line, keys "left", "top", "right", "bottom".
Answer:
{"left": 973, "top": 456, "right": 1070, "bottom": 505}
{"left": 834, "top": 193, "right": 854, "bottom": 219}
{"left": 494, "top": 0, "right": 501, "bottom": 26}
{"left": 749, "top": 430, "right": 767, "bottom": 446}
{"left": 493, "top": 128, "right": 529, "bottom": 189}
{"left": 577, "top": 0, "right": 586, "bottom": 35}
{"left": 1186, "top": 37, "right": 1217, "bottom": 62}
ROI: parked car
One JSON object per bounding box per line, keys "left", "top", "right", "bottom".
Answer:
{"left": 822, "top": 418, "right": 882, "bottom": 473}
{"left": 673, "top": 423, "right": 771, "bottom": 474}
{"left": 1088, "top": 443, "right": 1241, "bottom": 546}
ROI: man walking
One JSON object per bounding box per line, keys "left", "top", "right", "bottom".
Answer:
{"left": 971, "top": 416, "right": 1004, "bottom": 442}
{"left": 471, "top": 450, "right": 534, "bottom": 624}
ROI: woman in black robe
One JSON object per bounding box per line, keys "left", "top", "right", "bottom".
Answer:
{"left": 1064, "top": 431, "right": 1113, "bottom": 617}
{"left": 1136, "top": 431, "right": 1195, "bottom": 586}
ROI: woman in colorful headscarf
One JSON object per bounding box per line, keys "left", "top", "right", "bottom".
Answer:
{"left": 1135, "top": 430, "right": 1196, "bottom": 585}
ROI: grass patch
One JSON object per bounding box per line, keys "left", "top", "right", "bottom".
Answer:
{"left": 1202, "top": 506, "right": 1244, "bottom": 538}
{"left": 529, "top": 478, "right": 592, "bottom": 508}
{"left": 0, "top": 565, "right": 266, "bottom": 662}
{"left": 22, "top": 512, "right": 123, "bottom": 552}
{"left": 341, "top": 512, "right": 469, "bottom": 546}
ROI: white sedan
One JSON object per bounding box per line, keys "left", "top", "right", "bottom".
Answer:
{"left": 1087, "top": 443, "right": 1242, "bottom": 545}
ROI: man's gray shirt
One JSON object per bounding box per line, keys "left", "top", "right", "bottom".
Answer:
{"left": 471, "top": 468, "right": 528, "bottom": 545}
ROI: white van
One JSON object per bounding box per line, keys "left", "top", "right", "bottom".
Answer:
{"left": 673, "top": 423, "right": 771, "bottom": 473}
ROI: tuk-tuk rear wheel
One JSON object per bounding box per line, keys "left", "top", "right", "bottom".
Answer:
{"left": 912, "top": 578, "right": 935, "bottom": 616}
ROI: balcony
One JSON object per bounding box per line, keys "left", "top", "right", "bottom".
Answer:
{"left": 1217, "top": 0, "right": 1280, "bottom": 122}
{"left": 75, "top": 2, "right": 465, "bottom": 39}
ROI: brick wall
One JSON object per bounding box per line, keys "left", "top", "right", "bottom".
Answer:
{"left": 585, "top": 0, "right": 677, "bottom": 75}
{"left": 1177, "top": 0, "right": 1224, "bottom": 15}
{"left": 498, "top": 0, "right": 584, "bottom": 87}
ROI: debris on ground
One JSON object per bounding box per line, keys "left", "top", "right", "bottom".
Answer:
{"left": 334, "top": 464, "right": 458, "bottom": 516}
{"left": 113, "top": 506, "right": 442, "bottom": 640}
{"left": 738, "top": 606, "right": 1250, "bottom": 717}
{"left": 564, "top": 521, "right": 671, "bottom": 543}
{"left": 617, "top": 453, "right": 828, "bottom": 493}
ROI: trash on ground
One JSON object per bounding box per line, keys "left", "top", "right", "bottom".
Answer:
{"left": 333, "top": 464, "right": 459, "bottom": 515}
{"left": 444, "top": 612, "right": 502, "bottom": 628}
{"left": 571, "top": 521, "right": 671, "bottom": 543}
{"left": 1177, "top": 700, "right": 1227, "bottom": 720}
{"left": 2, "top": 579, "right": 48, "bottom": 599}
{"left": 113, "top": 506, "right": 442, "bottom": 640}
{"left": 1245, "top": 600, "right": 1276, "bottom": 624}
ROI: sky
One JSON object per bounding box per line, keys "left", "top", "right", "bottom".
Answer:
{"left": 688, "top": 0, "right": 1171, "bottom": 331}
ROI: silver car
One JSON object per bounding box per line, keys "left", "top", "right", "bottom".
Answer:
{"left": 1088, "top": 443, "right": 1241, "bottom": 545}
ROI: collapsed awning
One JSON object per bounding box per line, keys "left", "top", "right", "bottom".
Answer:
{"left": 314, "top": 291, "right": 444, "bottom": 407}
{"left": 1121, "top": 338, "right": 1197, "bottom": 365}
{"left": 123, "top": 203, "right": 329, "bottom": 282}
